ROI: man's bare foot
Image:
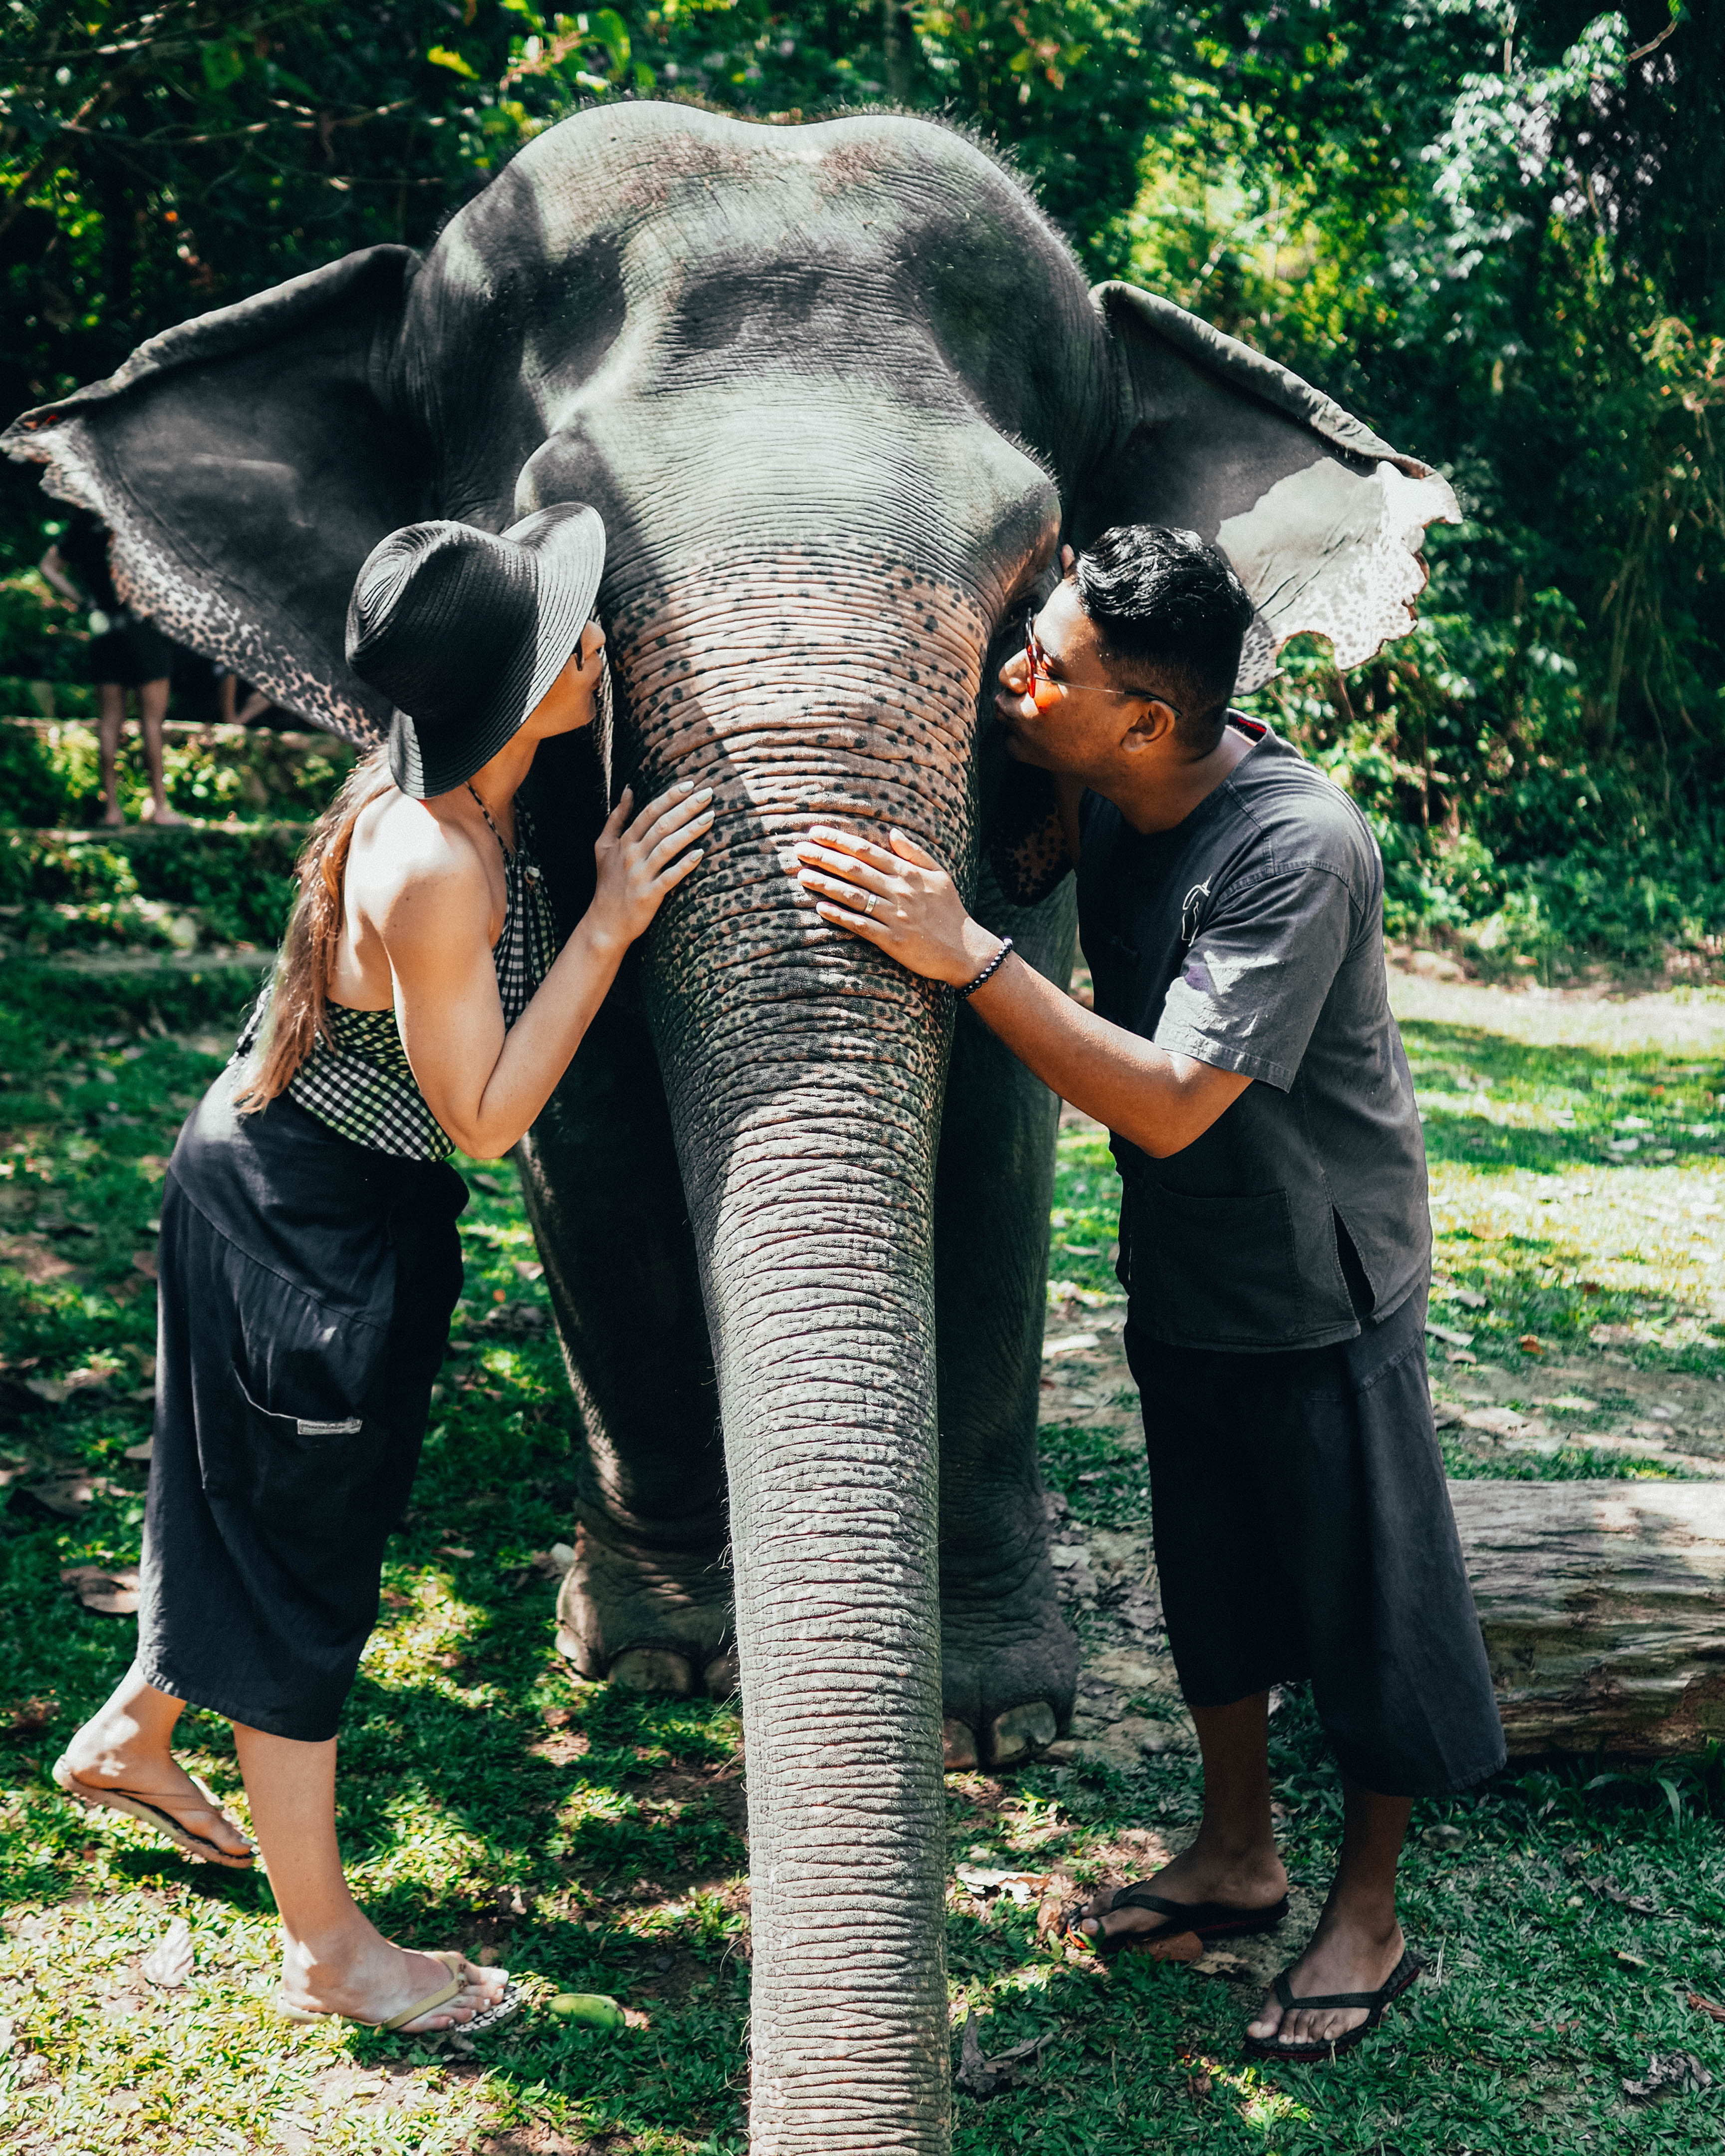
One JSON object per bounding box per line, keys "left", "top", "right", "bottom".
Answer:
{"left": 1246, "top": 1913, "right": 1407, "bottom": 2050}
{"left": 278, "top": 1936, "right": 511, "bottom": 2031}
{"left": 1072, "top": 1836, "right": 1288, "bottom": 1948}
{"left": 62, "top": 1724, "right": 255, "bottom": 1863}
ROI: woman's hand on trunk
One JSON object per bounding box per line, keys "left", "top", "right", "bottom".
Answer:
{"left": 795, "top": 825, "right": 1001, "bottom": 988}
{"left": 587, "top": 781, "right": 713, "bottom": 955}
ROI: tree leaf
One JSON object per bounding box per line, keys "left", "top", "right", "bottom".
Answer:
{"left": 141, "top": 1918, "right": 194, "bottom": 1990}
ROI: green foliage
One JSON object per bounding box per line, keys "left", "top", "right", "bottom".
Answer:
{"left": 3, "top": 2, "right": 1720, "bottom": 961}
{"left": 0, "top": 823, "right": 304, "bottom": 951}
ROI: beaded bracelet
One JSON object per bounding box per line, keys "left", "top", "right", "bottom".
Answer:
{"left": 956, "top": 936, "right": 1015, "bottom": 1000}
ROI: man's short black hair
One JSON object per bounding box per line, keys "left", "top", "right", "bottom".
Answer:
{"left": 1072, "top": 525, "right": 1257, "bottom": 750}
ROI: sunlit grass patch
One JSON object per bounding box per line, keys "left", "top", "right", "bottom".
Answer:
{"left": 10, "top": 966, "right": 1725, "bottom": 2151}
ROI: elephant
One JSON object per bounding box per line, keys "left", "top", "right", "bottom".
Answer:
{"left": 5, "top": 100, "right": 1456, "bottom": 2153}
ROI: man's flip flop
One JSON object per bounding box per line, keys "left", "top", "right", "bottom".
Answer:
{"left": 1242, "top": 1947, "right": 1425, "bottom": 2061}
{"left": 51, "top": 1754, "right": 256, "bottom": 1869}
{"left": 277, "top": 1950, "right": 523, "bottom": 2034}
{"left": 1066, "top": 1885, "right": 1290, "bottom": 1959}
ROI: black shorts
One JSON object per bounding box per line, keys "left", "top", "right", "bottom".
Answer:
{"left": 87, "top": 615, "right": 174, "bottom": 688}
{"left": 1127, "top": 1284, "right": 1505, "bottom": 1798}
{"left": 137, "top": 1081, "right": 466, "bottom": 1741}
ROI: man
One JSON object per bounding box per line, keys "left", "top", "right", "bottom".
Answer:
{"left": 794, "top": 523, "right": 1504, "bottom": 2061}
{"left": 39, "top": 510, "right": 184, "bottom": 826}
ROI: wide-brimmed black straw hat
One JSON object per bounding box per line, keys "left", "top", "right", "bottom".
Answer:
{"left": 346, "top": 502, "right": 606, "bottom": 798}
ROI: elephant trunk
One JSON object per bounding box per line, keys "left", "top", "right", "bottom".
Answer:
{"left": 620, "top": 553, "right": 992, "bottom": 2152}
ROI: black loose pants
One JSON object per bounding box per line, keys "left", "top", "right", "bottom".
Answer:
{"left": 137, "top": 1079, "right": 466, "bottom": 1742}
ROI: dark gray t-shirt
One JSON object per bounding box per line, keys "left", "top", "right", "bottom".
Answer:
{"left": 1077, "top": 716, "right": 1430, "bottom": 1353}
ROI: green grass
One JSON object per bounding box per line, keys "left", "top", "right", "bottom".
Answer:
{"left": 5, "top": 962, "right": 1725, "bottom": 2150}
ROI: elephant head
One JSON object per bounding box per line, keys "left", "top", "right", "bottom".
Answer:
{"left": 4, "top": 102, "right": 1454, "bottom": 2154}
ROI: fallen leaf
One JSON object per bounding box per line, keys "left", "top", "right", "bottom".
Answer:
{"left": 954, "top": 1865, "right": 1052, "bottom": 1907}
{"left": 1425, "top": 1320, "right": 1475, "bottom": 1348}
{"left": 1518, "top": 1334, "right": 1544, "bottom": 1352}
{"left": 437, "top": 1543, "right": 476, "bottom": 1560}
{"left": 954, "top": 2016, "right": 1053, "bottom": 2099}
{"left": 1191, "top": 1948, "right": 1252, "bottom": 1979}
{"left": 1185, "top": 2069, "right": 1213, "bottom": 2101}
{"left": 1686, "top": 1992, "right": 1725, "bottom": 2026}
{"left": 1613, "top": 1949, "right": 1650, "bottom": 1970}
{"left": 1581, "top": 1876, "right": 1659, "bottom": 1915}
{"left": 140, "top": 1917, "right": 194, "bottom": 1989}
{"left": 61, "top": 1565, "right": 141, "bottom": 1616}
{"left": 1449, "top": 1289, "right": 1489, "bottom": 1309}
{"left": 3, "top": 1694, "right": 57, "bottom": 1737}
{"left": 513, "top": 1260, "right": 544, "bottom": 1283}
{"left": 1623, "top": 2051, "right": 1712, "bottom": 2102}
{"left": 470, "top": 1172, "right": 502, "bottom": 1193}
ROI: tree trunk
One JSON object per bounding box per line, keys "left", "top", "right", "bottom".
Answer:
{"left": 1454, "top": 1479, "right": 1725, "bottom": 1758}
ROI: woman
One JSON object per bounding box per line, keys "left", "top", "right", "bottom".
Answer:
{"left": 53, "top": 504, "right": 712, "bottom": 2036}
{"left": 38, "top": 509, "right": 184, "bottom": 826}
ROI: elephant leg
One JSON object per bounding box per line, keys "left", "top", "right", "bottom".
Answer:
{"left": 516, "top": 976, "right": 734, "bottom": 1698}
{"left": 934, "top": 867, "right": 1080, "bottom": 1771}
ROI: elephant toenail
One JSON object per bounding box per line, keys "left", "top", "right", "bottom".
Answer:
{"left": 702, "top": 1649, "right": 739, "bottom": 1699}
{"left": 608, "top": 1647, "right": 697, "bottom": 1695}
{"left": 987, "top": 1702, "right": 1058, "bottom": 1766}
{"left": 942, "top": 1718, "right": 979, "bottom": 1770}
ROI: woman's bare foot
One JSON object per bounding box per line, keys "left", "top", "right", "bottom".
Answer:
{"left": 140, "top": 798, "right": 187, "bottom": 826}
{"left": 1245, "top": 1913, "right": 1407, "bottom": 2050}
{"left": 62, "top": 1721, "right": 255, "bottom": 1864}
{"left": 1072, "top": 1834, "right": 1288, "bottom": 1948}
{"left": 278, "top": 1936, "right": 511, "bottom": 2031}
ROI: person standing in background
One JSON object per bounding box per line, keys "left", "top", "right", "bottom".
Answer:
{"left": 38, "top": 509, "right": 184, "bottom": 826}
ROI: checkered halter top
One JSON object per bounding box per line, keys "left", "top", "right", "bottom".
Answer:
{"left": 244, "top": 791, "right": 558, "bottom": 1161}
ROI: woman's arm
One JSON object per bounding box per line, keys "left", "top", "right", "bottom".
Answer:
{"left": 795, "top": 822, "right": 1247, "bottom": 1159}
{"left": 387, "top": 782, "right": 711, "bottom": 1157}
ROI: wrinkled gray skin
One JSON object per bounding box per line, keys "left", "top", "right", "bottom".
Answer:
{"left": 4, "top": 102, "right": 1455, "bottom": 2152}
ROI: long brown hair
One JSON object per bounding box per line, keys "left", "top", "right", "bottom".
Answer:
{"left": 236, "top": 746, "right": 396, "bottom": 1110}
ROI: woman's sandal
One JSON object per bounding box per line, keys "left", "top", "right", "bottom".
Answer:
{"left": 277, "top": 1949, "right": 523, "bottom": 2034}
{"left": 1065, "top": 1885, "right": 1290, "bottom": 1959}
{"left": 52, "top": 1754, "right": 257, "bottom": 1869}
{"left": 1241, "top": 1947, "right": 1425, "bottom": 2062}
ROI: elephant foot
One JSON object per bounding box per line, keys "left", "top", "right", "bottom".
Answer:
{"left": 939, "top": 1555, "right": 1078, "bottom": 1772}
{"left": 942, "top": 1702, "right": 1059, "bottom": 1771}
{"left": 555, "top": 1519, "right": 734, "bottom": 1699}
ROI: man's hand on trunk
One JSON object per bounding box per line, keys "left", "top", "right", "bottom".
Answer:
{"left": 794, "top": 822, "right": 1249, "bottom": 1159}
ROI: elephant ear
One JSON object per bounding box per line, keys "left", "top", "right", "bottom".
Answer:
{"left": 1, "top": 246, "right": 426, "bottom": 741}
{"left": 1078, "top": 283, "right": 1460, "bottom": 691}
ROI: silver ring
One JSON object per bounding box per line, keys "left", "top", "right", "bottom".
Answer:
{"left": 863, "top": 893, "right": 878, "bottom": 918}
